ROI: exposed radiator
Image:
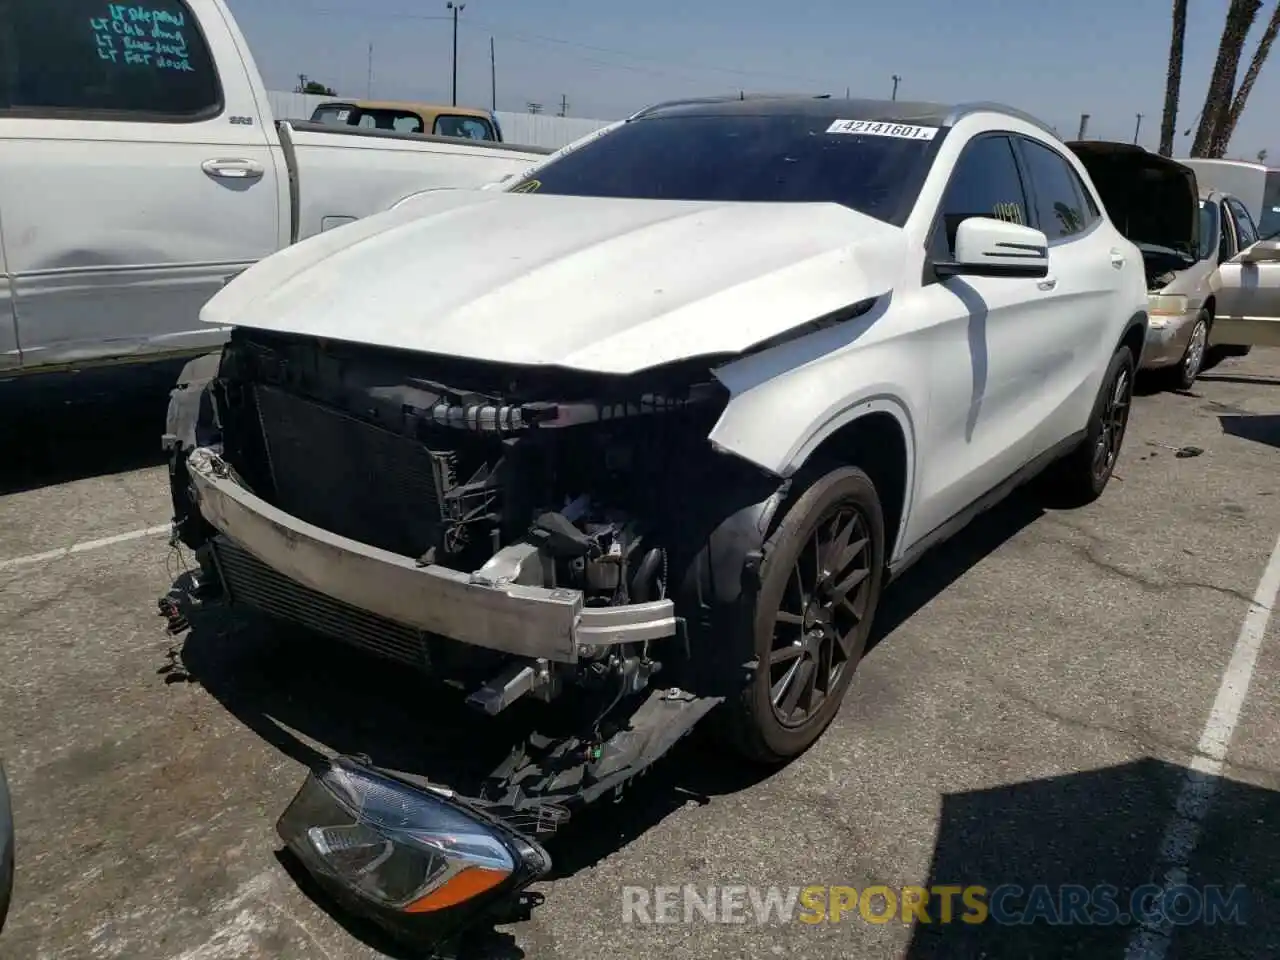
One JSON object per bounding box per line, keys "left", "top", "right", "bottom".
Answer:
{"left": 252, "top": 384, "right": 443, "bottom": 560}
{"left": 211, "top": 537, "right": 431, "bottom": 670}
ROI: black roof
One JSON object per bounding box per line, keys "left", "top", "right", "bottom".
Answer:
{"left": 632, "top": 95, "right": 1055, "bottom": 137}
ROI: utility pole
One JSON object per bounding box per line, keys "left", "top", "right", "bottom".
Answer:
{"left": 559, "top": 94, "right": 568, "bottom": 117}
{"left": 296, "top": 73, "right": 307, "bottom": 94}
{"left": 446, "top": 1, "right": 465, "bottom": 107}
{"left": 490, "top": 36, "right": 496, "bottom": 112}
{"left": 366, "top": 42, "right": 373, "bottom": 98}
{"left": 1133, "top": 112, "right": 1143, "bottom": 144}
{"left": 891, "top": 74, "right": 901, "bottom": 100}
{"left": 1076, "top": 113, "right": 1090, "bottom": 140}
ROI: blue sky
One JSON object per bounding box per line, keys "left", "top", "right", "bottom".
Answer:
{"left": 228, "top": 0, "right": 1278, "bottom": 159}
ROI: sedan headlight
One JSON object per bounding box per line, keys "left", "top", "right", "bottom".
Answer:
{"left": 1148, "top": 293, "right": 1190, "bottom": 318}
{"left": 277, "top": 757, "right": 550, "bottom": 945}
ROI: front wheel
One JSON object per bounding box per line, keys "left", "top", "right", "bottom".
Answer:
{"left": 1168, "top": 310, "right": 1210, "bottom": 391}
{"left": 1051, "top": 345, "right": 1135, "bottom": 507}
{"left": 719, "top": 466, "right": 886, "bottom": 764}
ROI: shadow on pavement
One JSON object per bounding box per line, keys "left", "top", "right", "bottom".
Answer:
{"left": 165, "top": 481, "right": 1056, "bottom": 957}
{"left": 0, "top": 360, "right": 187, "bottom": 495}
{"left": 905, "top": 757, "right": 1280, "bottom": 959}
{"left": 1220, "top": 413, "right": 1280, "bottom": 450}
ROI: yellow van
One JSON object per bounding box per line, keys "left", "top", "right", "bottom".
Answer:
{"left": 309, "top": 100, "right": 504, "bottom": 142}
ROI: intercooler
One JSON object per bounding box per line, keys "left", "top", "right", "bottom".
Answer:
{"left": 251, "top": 384, "right": 446, "bottom": 561}
{"left": 210, "top": 536, "right": 433, "bottom": 670}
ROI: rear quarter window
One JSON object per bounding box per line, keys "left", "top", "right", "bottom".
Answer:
{"left": 0, "top": 0, "right": 223, "bottom": 121}
{"left": 433, "top": 115, "right": 495, "bottom": 140}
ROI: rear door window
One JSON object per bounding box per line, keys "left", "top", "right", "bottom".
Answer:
{"left": 0, "top": 0, "right": 223, "bottom": 121}
{"left": 1016, "top": 137, "right": 1099, "bottom": 242}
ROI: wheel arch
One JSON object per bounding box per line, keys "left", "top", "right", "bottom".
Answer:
{"left": 1118, "top": 310, "right": 1147, "bottom": 364}
{"left": 786, "top": 404, "right": 914, "bottom": 564}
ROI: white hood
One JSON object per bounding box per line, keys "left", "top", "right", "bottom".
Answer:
{"left": 202, "top": 189, "right": 906, "bottom": 375}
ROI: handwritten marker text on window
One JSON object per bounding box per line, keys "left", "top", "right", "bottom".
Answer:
{"left": 89, "top": 3, "right": 194, "bottom": 72}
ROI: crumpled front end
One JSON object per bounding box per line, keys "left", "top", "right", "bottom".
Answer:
{"left": 170, "top": 327, "right": 772, "bottom": 712}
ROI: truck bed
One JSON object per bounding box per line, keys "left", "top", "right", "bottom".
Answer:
{"left": 281, "top": 121, "right": 551, "bottom": 242}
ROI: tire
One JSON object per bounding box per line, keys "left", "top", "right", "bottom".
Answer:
{"left": 1052, "top": 345, "right": 1135, "bottom": 507}
{"left": 1165, "top": 310, "right": 1210, "bottom": 391}
{"left": 719, "top": 466, "right": 886, "bottom": 764}
{"left": 0, "top": 763, "right": 12, "bottom": 935}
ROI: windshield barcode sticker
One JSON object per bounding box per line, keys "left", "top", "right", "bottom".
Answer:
{"left": 826, "top": 120, "right": 938, "bottom": 140}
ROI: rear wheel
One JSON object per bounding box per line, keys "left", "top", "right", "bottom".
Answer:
{"left": 720, "top": 466, "right": 886, "bottom": 764}
{"left": 1051, "top": 345, "right": 1135, "bottom": 507}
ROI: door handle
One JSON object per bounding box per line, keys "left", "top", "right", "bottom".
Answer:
{"left": 202, "top": 158, "right": 265, "bottom": 180}
{"left": 1037, "top": 275, "right": 1058, "bottom": 291}
{"left": 1110, "top": 249, "right": 1127, "bottom": 269}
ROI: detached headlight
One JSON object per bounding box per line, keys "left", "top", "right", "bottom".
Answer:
{"left": 277, "top": 757, "right": 550, "bottom": 943}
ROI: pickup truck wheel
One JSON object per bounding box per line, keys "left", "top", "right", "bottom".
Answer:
{"left": 1052, "top": 345, "right": 1135, "bottom": 506}
{"left": 722, "top": 466, "right": 885, "bottom": 764}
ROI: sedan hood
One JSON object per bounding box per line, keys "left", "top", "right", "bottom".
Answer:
{"left": 1067, "top": 141, "right": 1200, "bottom": 259}
{"left": 202, "top": 190, "right": 905, "bottom": 374}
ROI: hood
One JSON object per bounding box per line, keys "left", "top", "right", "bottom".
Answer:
{"left": 1067, "top": 141, "right": 1199, "bottom": 259}
{"left": 201, "top": 190, "right": 905, "bottom": 375}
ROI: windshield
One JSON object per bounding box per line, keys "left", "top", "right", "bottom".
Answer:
{"left": 1198, "top": 200, "right": 1218, "bottom": 260}
{"left": 311, "top": 104, "right": 353, "bottom": 125}
{"left": 508, "top": 112, "right": 942, "bottom": 224}
{"left": 1260, "top": 170, "right": 1280, "bottom": 239}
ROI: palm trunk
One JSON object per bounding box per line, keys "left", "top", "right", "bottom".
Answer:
{"left": 1191, "top": 0, "right": 1263, "bottom": 156}
{"left": 1210, "top": 2, "right": 1280, "bottom": 156}
{"left": 1159, "top": 0, "right": 1189, "bottom": 156}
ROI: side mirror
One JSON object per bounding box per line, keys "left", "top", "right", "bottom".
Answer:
{"left": 935, "top": 217, "right": 1050, "bottom": 279}
{"left": 1236, "top": 239, "right": 1280, "bottom": 264}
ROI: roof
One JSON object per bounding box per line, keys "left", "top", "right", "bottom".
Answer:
{"left": 632, "top": 95, "right": 1057, "bottom": 137}
{"left": 318, "top": 99, "right": 493, "bottom": 119}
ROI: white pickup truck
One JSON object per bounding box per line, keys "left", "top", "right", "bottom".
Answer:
{"left": 0, "top": 0, "right": 550, "bottom": 377}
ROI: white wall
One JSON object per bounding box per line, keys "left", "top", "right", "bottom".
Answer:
{"left": 265, "top": 90, "right": 613, "bottom": 150}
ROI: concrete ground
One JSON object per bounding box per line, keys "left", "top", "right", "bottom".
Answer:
{"left": 2, "top": 351, "right": 1280, "bottom": 959}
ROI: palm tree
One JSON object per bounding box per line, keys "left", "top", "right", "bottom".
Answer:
{"left": 1159, "top": 0, "right": 1188, "bottom": 156}
{"left": 1191, "top": 0, "right": 1264, "bottom": 157}
{"left": 1210, "top": 3, "right": 1280, "bottom": 156}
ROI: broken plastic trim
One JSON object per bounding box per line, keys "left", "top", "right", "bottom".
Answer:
{"left": 409, "top": 381, "right": 726, "bottom": 434}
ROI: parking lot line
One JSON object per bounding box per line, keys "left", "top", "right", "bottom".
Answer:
{"left": 1124, "top": 527, "right": 1280, "bottom": 959}
{"left": 0, "top": 524, "right": 171, "bottom": 572}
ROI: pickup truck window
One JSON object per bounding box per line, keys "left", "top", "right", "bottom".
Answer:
{"left": 354, "top": 109, "right": 425, "bottom": 134}
{"left": 0, "top": 0, "right": 222, "bottom": 121}
{"left": 434, "top": 115, "right": 496, "bottom": 141}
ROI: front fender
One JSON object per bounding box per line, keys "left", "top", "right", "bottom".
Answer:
{"left": 708, "top": 324, "right": 924, "bottom": 473}
{"left": 706, "top": 322, "right": 924, "bottom": 557}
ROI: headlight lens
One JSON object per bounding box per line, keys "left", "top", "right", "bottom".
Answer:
{"left": 277, "top": 758, "right": 547, "bottom": 918}
{"left": 1149, "top": 293, "right": 1189, "bottom": 317}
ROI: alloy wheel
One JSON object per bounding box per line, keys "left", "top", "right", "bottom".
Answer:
{"left": 1093, "top": 365, "right": 1132, "bottom": 481}
{"left": 1183, "top": 317, "right": 1208, "bottom": 383}
{"left": 767, "top": 504, "right": 873, "bottom": 728}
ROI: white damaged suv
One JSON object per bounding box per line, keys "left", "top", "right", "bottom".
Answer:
{"left": 167, "top": 97, "right": 1184, "bottom": 774}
